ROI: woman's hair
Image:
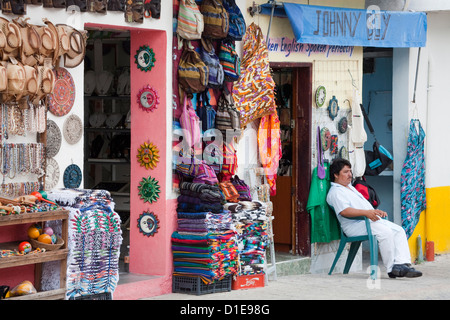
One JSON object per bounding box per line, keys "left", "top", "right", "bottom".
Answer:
{"left": 329, "top": 158, "right": 352, "bottom": 182}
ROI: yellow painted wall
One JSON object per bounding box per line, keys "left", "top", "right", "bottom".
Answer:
{"left": 408, "top": 186, "right": 450, "bottom": 261}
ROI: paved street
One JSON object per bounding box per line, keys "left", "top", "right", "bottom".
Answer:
{"left": 143, "top": 253, "right": 450, "bottom": 300}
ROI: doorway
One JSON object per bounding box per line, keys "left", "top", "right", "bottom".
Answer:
{"left": 83, "top": 28, "right": 131, "bottom": 273}
{"left": 271, "top": 63, "right": 312, "bottom": 256}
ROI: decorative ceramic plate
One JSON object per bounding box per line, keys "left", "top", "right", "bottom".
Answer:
{"left": 138, "top": 176, "right": 160, "bottom": 203}
{"left": 63, "top": 114, "right": 83, "bottom": 144}
{"left": 320, "top": 127, "right": 331, "bottom": 151}
{"left": 48, "top": 67, "right": 75, "bottom": 117}
{"left": 63, "top": 164, "right": 82, "bottom": 188}
{"left": 137, "top": 141, "right": 160, "bottom": 170}
{"left": 338, "top": 116, "right": 348, "bottom": 133}
{"left": 134, "top": 45, "right": 156, "bottom": 72}
{"left": 327, "top": 95, "right": 339, "bottom": 120}
{"left": 47, "top": 120, "right": 62, "bottom": 158}
{"left": 45, "top": 157, "right": 60, "bottom": 191}
{"left": 315, "top": 85, "right": 326, "bottom": 107}
{"left": 339, "top": 146, "right": 349, "bottom": 160}
{"left": 137, "top": 85, "right": 159, "bottom": 112}
{"left": 137, "top": 211, "right": 160, "bottom": 237}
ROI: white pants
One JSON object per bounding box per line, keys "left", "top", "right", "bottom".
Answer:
{"left": 370, "top": 219, "right": 411, "bottom": 273}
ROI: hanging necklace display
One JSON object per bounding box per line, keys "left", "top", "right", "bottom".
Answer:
{"left": 63, "top": 164, "right": 82, "bottom": 188}
{"left": 137, "top": 85, "right": 159, "bottom": 112}
{"left": 327, "top": 95, "right": 339, "bottom": 120}
{"left": 137, "top": 211, "right": 160, "bottom": 237}
{"left": 315, "top": 85, "right": 326, "bottom": 107}
{"left": 138, "top": 176, "right": 160, "bottom": 203}
{"left": 63, "top": 114, "right": 83, "bottom": 144}
{"left": 0, "top": 143, "right": 45, "bottom": 180}
{"left": 47, "top": 67, "right": 75, "bottom": 117}
{"left": 45, "top": 157, "right": 60, "bottom": 190}
{"left": 137, "top": 141, "right": 160, "bottom": 170}
{"left": 134, "top": 45, "right": 156, "bottom": 72}
{"left": 338, "top": 116, "right": 348, "bottom": 133}
{"left": 46, "top": 120, "right": 62, "bottom": 158}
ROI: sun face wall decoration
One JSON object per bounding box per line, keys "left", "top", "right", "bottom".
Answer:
{"left": 137, "top": 211, "right": 160, "bottom": 237}
{"left": 137, "top": 141, "right": 160, "bottom": 169}
{"left": 137, "top": 85, "right": 159, "bottom": 112}
{"left": 134, "top": 45, "right": 156, "bottom": 72}
{"left": 138, "top": 176, "right": 160, "bottom": 203}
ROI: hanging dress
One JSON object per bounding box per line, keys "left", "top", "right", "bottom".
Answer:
{"left": 401, "top": 119, "right": 426, "bottom": 238}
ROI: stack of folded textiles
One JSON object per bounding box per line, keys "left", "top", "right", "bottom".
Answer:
{"left": 172, "top": 182, "right": 238, "bottom": 284}
{"left": 227, "top": 200, "right": 269, "bottom": 276}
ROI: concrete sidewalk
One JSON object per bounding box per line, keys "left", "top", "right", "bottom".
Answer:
{"left": 143, "top": 253, "right": 450, "bottom": 300}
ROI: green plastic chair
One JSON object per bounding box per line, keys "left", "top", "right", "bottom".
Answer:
{"left": 328, "top": 216, "right": 378, "bottom": 280}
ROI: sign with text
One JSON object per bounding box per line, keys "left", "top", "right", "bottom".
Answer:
{"left": 267, "top": 37, "right": 355, "bottom": 58}
{"left": 261, "top": 3, "right": 427, "bottom": 48}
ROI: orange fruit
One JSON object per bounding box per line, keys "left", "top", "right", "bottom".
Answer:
{"left": 37, "top": 233, "right": 52, "bottom": 244}
{"left": 27, "top": 226, "right": 41, "bottom": 239}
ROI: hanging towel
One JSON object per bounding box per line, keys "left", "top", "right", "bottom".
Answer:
{"left": 306, "top": 162, "right": 341, "bottom": 243}
{"left": 401, "top": 119, "right": 426, "bottom": 238}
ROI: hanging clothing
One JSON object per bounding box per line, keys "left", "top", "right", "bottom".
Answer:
{"left": 306, "top": 162, "right": 340, "bottom": 243}
{"left": 401, "top": 119, "right": 426, "bottom": 238}
{"left": 348, "top": 89, "right": 367, "bottom": 178}
{"left": 258, "top": 112, "right": 281, "bottom": 196}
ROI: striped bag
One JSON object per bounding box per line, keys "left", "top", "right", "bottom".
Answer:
{"left": 176, "top": 0, "right": 204, "bottom": 40}
{"left": 200, "top": 0, "right": 229, "bottom": 39}
{"left": 178, "top": 46, "right": 209, "bottom": 95}
{"left": 223, "top": 0, "right": 246, "bottom": 41}
{"left": 219, "top": 40, "right": 240, "bottom": 81}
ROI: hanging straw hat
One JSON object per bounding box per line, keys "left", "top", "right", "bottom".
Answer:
{"left": 32, "top": 65, "right": 55, "bottom": 104}
{"left": 55, "top": 24, "right": 70, "bottom": 62}
{"left": 35, "top": 20, "right": 58, "bottom": 64}
{"left": 0, "top": 17, "right": 22, "bottom": 60}
{"left": 23, "top": 65, "right": 39, "bottom": 99}
{"left": 43, "top": 18, "right": 62, "bottom": 66}
{"left": 2, "top": 61, "right": 26, "bottom": 102}
{"left": 60, "top": 25, "right": 87, "bottom": 68}
{"left": 12, "top": 17, "right": 41, "bottom": 66}
{"left": 0, "top": 63, "right": 6, "bottom": 92}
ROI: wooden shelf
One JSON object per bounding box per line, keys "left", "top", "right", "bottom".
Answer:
{"left": 0, "top": 209, "right": 69, "bottom": 300}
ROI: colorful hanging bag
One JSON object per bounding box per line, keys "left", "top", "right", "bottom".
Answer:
{"left": 176, "top": 0, "right": 204, "bottom": 40}
{"left": 223, "top": 0, "right": 246, "bottom": 41}
{"left": 200, "top": 38, "right": 224, "bottom": 89}
{"left": 200, "top": 0, "right": 229, "bottom": 39}
{"left": 232, "top": 23, "right": 277, "bottom": 128}
{"left": 178, "top": 44, "right": 209, "bottom": 96}
{"left": 218, "top": 40, "right": 240, "bottom": 81}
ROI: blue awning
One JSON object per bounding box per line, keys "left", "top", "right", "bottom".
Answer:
{"left": 260, "top": 2, "right": 427, "bottom": 48}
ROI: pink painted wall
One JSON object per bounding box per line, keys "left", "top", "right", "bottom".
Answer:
{"left": 129, "top": 28, "right": 174, "bottom": 276}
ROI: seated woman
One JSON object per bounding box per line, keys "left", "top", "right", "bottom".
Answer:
{"left": 326, "top": 158, "right": 421, "bottom": 278}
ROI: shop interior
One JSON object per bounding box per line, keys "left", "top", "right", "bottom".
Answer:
{"left": 83, "top": 29, "right": 131, "bottom": 273}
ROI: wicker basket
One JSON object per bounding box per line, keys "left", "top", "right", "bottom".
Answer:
{"left": 29, "top": 237, "right": 64, "bottom": 251}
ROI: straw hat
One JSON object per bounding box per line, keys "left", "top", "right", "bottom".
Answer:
{"left": 35, "top": 21, "right": 57, "bottom": 63}
{"left": 55, "top": 24, "right": 70, "bottom": 60}
{"left": 32, "top": 65, "right": 55, "bottom": 104}
{"left": 43, "top": 19, "right": 63, "bottom": 66}
{"left": 60, "top": 25, "right": 87, "bottom": 68}
{"left": 0, "top": 64, "right": 6, "bottom": 92}
{"left": 0, "top": 17, "right": 22, "bottom": 60}
{"left": 0, "top": 29, "right": 6, "bottom": 52}
{"left": 12, "top": 18, "right": 41, "bottom": 66}
{"left": 23, "top": 65, "right": 39, "bottom": 99}
{"left": 2, "top": 62, "right": 25, "bottom": 102}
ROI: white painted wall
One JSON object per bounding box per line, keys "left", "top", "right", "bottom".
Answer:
{"left": 1, "top": 4, "right": 173, "bottom": 191}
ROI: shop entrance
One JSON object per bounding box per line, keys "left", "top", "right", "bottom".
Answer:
{"left": 271, "top": 63, "right": 312, "bottom": 256}
{"left": 83, "top": 28, "right": 131, "bottom": 273}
